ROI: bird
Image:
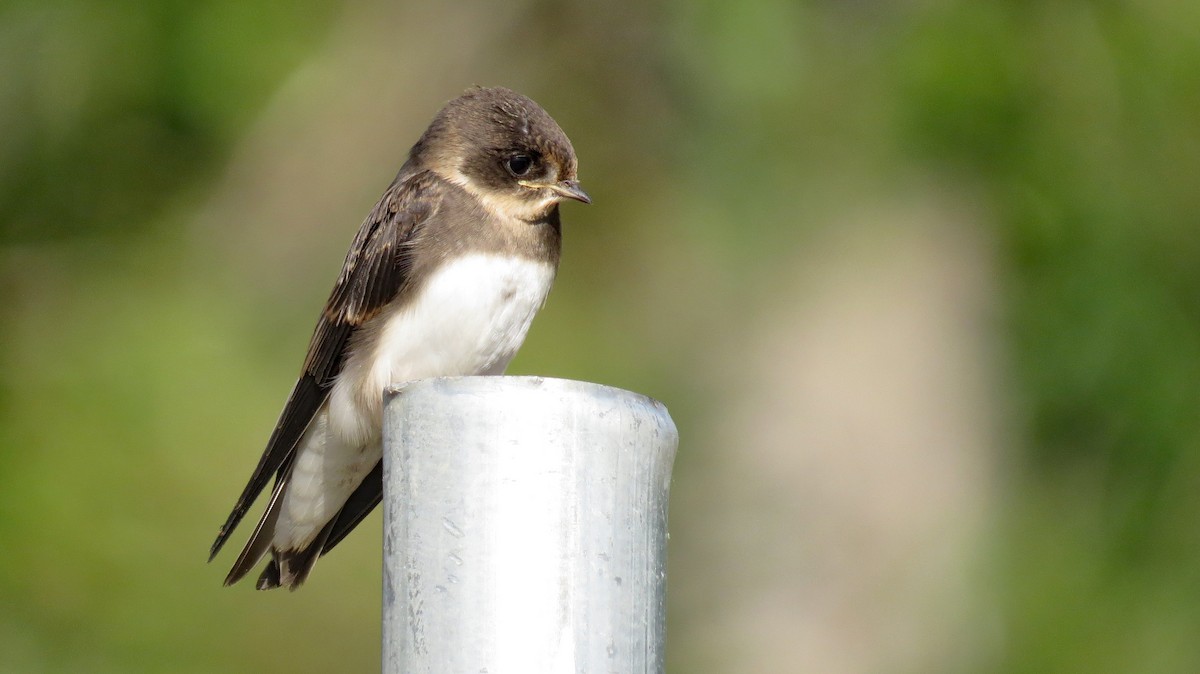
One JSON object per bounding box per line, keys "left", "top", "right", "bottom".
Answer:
{"left": 209, "top": 86, "right": 590, "bottom": 590}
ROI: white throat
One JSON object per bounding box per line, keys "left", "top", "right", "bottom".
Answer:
{"left": 444, "top": 168, "right": 557, "bottom": 221}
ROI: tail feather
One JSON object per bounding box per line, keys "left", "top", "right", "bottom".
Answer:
{"left": 255, "top": 559, "right": 281, "bottom": 590}
{"left": 257, "top": 519, "right": 336, "bottom": 591}
{"left": 223, "top": 474, "right": 290, "bottom": 587}
{"left": 220, "top": 451, "right": 372, "bottom": 590}
{"left": 322, "top": 461, "right": 383, "bottom": 554}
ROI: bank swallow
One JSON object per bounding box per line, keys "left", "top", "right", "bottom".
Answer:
{"left": 209, "top": 86, "right": 589, "bottom": 590}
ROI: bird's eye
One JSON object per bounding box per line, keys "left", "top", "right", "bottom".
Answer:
{"left": 506, "top": 154, "right": 533, "bottom": 177}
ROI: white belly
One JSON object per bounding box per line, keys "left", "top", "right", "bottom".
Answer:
{"left": 277, "top": 253, "right": 556, "bottom": 550}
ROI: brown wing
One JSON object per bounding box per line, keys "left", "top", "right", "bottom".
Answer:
{"left": 321, "top": 460, "right": 383, "bottom": 554}
{"left": 209, "top": 169, "right": 442, "bottom": 562}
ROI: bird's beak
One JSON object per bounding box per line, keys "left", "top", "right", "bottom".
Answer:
{"left": 551, "top": 180, "right": 591, "bottom": 204}
{"left": 521, "top": 179, "right": 591, "bottom": 204}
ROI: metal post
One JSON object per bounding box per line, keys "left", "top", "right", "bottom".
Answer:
{"left": 381, "top": 376, "right": 678, "bottom": 674}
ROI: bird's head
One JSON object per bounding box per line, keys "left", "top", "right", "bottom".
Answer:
{"left": 415, "top": 86, "right": 590, "bottom": 220}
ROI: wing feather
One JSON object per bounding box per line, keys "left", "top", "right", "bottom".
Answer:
{"left": 210, "top": 171, "right": 441, "bottom": 563}
{"left": 321, "top": 460, "right": 383, "bottom": 555}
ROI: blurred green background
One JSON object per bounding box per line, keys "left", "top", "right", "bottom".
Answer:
{"left": 3, "top": 1, "right": 1199, "bottom": 672}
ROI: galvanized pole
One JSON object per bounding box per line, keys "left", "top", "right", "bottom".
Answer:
{"left": 381, "top": 376, "right": 678, "bottom": 674}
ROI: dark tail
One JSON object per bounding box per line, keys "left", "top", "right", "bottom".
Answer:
{"left": 255, "top": 520, "right": 336, "bottom": 590}
{"left": 222, "top": 472, "right": 290, "bottom": 587}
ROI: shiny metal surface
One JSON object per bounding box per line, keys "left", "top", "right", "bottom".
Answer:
{"left": 381, "top": 376, "right": 678, "bottom": 674}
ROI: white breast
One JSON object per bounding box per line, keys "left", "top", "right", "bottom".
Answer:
{"left": 277, "top": 253, "right": 556, "bottom": 551}
{"left": 329, "top": 252, "right": 557, "bottom": 447}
